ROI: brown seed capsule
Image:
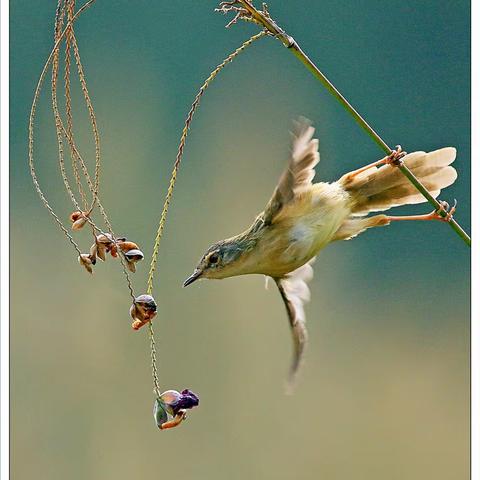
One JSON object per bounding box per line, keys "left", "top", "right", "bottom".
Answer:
{"left": 70, "top": 211, "right": 89, "bottom": 231}
{"left": 130, "top": 294, "right": 157, "bottom": 330}
{"left": 108, "top": 237, "right": 126, "bottom": 258}
{"left": 124, "top": 249, "right": 144, "bottom": 273}
{"left": 78, "top": 253, "right": 94, "bottom": 274}
{"left": 118, "top": 241, "right": 139, "bottom": 253}
{"left": 89, "top": 243, "right": 98, "bottom": 262}
{"left": 94, "top": 233, "right": 115, "bottom": 261}
{"left": 69, "top": 211, "right": 83, "bottom": 222}
{"left": 92, "top": 242, "right": 104, "bottom": 262}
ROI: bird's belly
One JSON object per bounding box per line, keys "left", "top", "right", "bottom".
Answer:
{"left": 283, "top": 216, "right": 340, "bottom": 264}
{"left": 257, "top": 187, "right": 351, "bottom": 276}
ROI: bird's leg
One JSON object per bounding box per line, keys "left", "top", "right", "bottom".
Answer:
{"left": 159, "top": 410, "right": 187, "bottom": 430}
{"left": 341, "top": 146, "right": 406, "bottom": 184}
{"left": 386, "top": 200, "right": 457, "bottom": 223}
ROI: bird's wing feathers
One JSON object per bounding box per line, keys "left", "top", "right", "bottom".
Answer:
{"left": 264, "top": 118, "right": 320, "bottom": 224}
{"left": 275, "top": 257, "right": 315, "bottom": 391}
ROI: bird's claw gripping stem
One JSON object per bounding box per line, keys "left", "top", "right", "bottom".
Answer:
{"left": 385, "top": 145, "right": 407, "bottom": 167}
{"left": 435, "top": 199, "right": 457, "bottom": 222}
{"left": 340, "top": 145, "right": 407, "bottom": 186}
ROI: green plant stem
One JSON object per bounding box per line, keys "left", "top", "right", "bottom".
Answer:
{"left": 232, "top": 0, "right": 471, "bottom": 247}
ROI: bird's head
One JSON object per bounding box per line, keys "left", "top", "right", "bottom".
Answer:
{"left": 183, "top": 239, "right": 246, "bottom": 286}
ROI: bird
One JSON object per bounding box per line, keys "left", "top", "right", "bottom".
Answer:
{"left": 183, "top": 118, "right": 458, "bottom": 389}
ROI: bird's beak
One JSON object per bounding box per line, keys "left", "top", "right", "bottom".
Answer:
{"left": 183, "top": 269, "right": 202, "bottom": 287}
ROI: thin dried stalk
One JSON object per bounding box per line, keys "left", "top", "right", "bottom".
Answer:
{"left": 30, "top": 0, "right": 137, "bottom": 300}
{"left": 64, "top": 0, "right": 89, "bottom": 210}
{"left": 69, "top": 30, "right": 101, "bottom": 212}
{"left": 28, "top": 0, "right": 97, "bottom": 255}
{"left": 52, "top": 0, "right": 85, "bottom": 214}
{"left": 216, "top": 0, "right": 471, "bottom": 246}
{"left": 145, "top": 31, "right": 266, "bottom": 400}
{"left": 58, "top": 118, "right": 137, "bottom": 300}
{"left": 146, "top": 30, "right": 267, "bottom": 296}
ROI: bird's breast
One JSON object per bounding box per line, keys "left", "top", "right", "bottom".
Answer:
{"left": 252, "top": 184, "right": 351, "bottom": 276}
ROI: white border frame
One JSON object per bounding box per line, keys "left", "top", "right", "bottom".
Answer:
{"left": 0, "top": 0, "right": 10, "bottom": 479}
{"left": 471, "top": 1, "right": 478, "bottom": 479}
{"left": 0, "top": 3, "right": 475, "bottom": 480}
{"left": 1, "top": 0, "right": 10, "bottom": 478}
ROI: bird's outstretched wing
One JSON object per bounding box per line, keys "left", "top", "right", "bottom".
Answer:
{"left": 275, "top": 257, "right": 315, "bottom": 392}
{"left": 263, "top": 118, "right": 320, "bottom": 225}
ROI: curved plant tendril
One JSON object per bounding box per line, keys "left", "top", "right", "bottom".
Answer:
{"left": 29, "top": 0, "right": 136, "bottom": 298}
{"left": 28, "top": 0, "right": 97, "bottom": 256}
{"left": 30, "top": 3, "right": 266, "bottom": 430}
{"left": 144, "top": 31, "right": 267, "bottom": 406}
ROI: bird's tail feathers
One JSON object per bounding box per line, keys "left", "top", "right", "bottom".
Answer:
{"left": 339, "top": 148, "right": 457, "bottom": 215}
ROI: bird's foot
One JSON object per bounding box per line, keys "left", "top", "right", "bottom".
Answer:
{"left": 384, "top": 145, "right": 407, "bottom": 167}
{"left": 386, "top": 199, "right": 458, "bottom": 223}
{"left": 432, "top": 199, "right": 457, "bottom": 222}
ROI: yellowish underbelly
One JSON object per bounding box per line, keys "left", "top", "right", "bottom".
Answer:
{"left": 252, "top": 183, "right": 351, "bottom": 276}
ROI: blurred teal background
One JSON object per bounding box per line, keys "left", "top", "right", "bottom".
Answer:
{"left": 11, "top": 1, "right": 470, "bottom": 479}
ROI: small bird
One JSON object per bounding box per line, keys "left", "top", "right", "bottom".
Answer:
{"left": 183, "top": 118, "right": 458, "bottom": 388}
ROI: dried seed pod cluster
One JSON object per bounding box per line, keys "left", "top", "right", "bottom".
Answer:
{"left": 117, "top": 240, "right": 144, "bottom": 272}
{"left": 130, "top": 294, "right": 158, "bottom": 330}
{"left": 69, "top": 211, "right": 145, "bottom": 275}
{"left": 86, "top": 236, "right": 144, "bottom": 273}
{"left": 90, "top": 233, "right": 116, "bottom": 262}
{"left": 69, "top": 210, "right": 89, "bottom": 231}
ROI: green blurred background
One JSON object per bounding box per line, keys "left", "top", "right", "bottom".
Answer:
{"left": 10, "top": 1, "right": 470, "bottom": 479}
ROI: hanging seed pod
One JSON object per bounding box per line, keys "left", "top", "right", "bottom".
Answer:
{"left": 118, "top": 240, "right": 139, "bottom": 253}
{"left": 153, "top": 389, "right": 200, "bottom": 430}
{"left": 108, "top": 237, "right": 125, "bottom": 258}
{"left": 78, "top": 253, "right": 94, "bottom": 274}
{"left": 114, "top": 239, "right": 144, "bottom": 272}
{"left": 124, "top": 249, "right": 144, "bottom": 273}
{"left": 130, "top": 294, "right": 157, "bottom": 330}
{"left": 160, "top": 389, "right": 200, "bottom": 416}
{"left": 109, "top": 244, "right": 118, "bottom": 258}
{"left": 94, "top": 233, "right": 115, "bottom": 261}
{"left": 88, "top": 243, "right": 98, "bottom": 264}
{"left": 69, "top": 210, "right": 89, "bottom": 230}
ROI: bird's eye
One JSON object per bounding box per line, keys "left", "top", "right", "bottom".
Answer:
{"left": 209, "top": 254, "right": 219, "bottom": 265}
